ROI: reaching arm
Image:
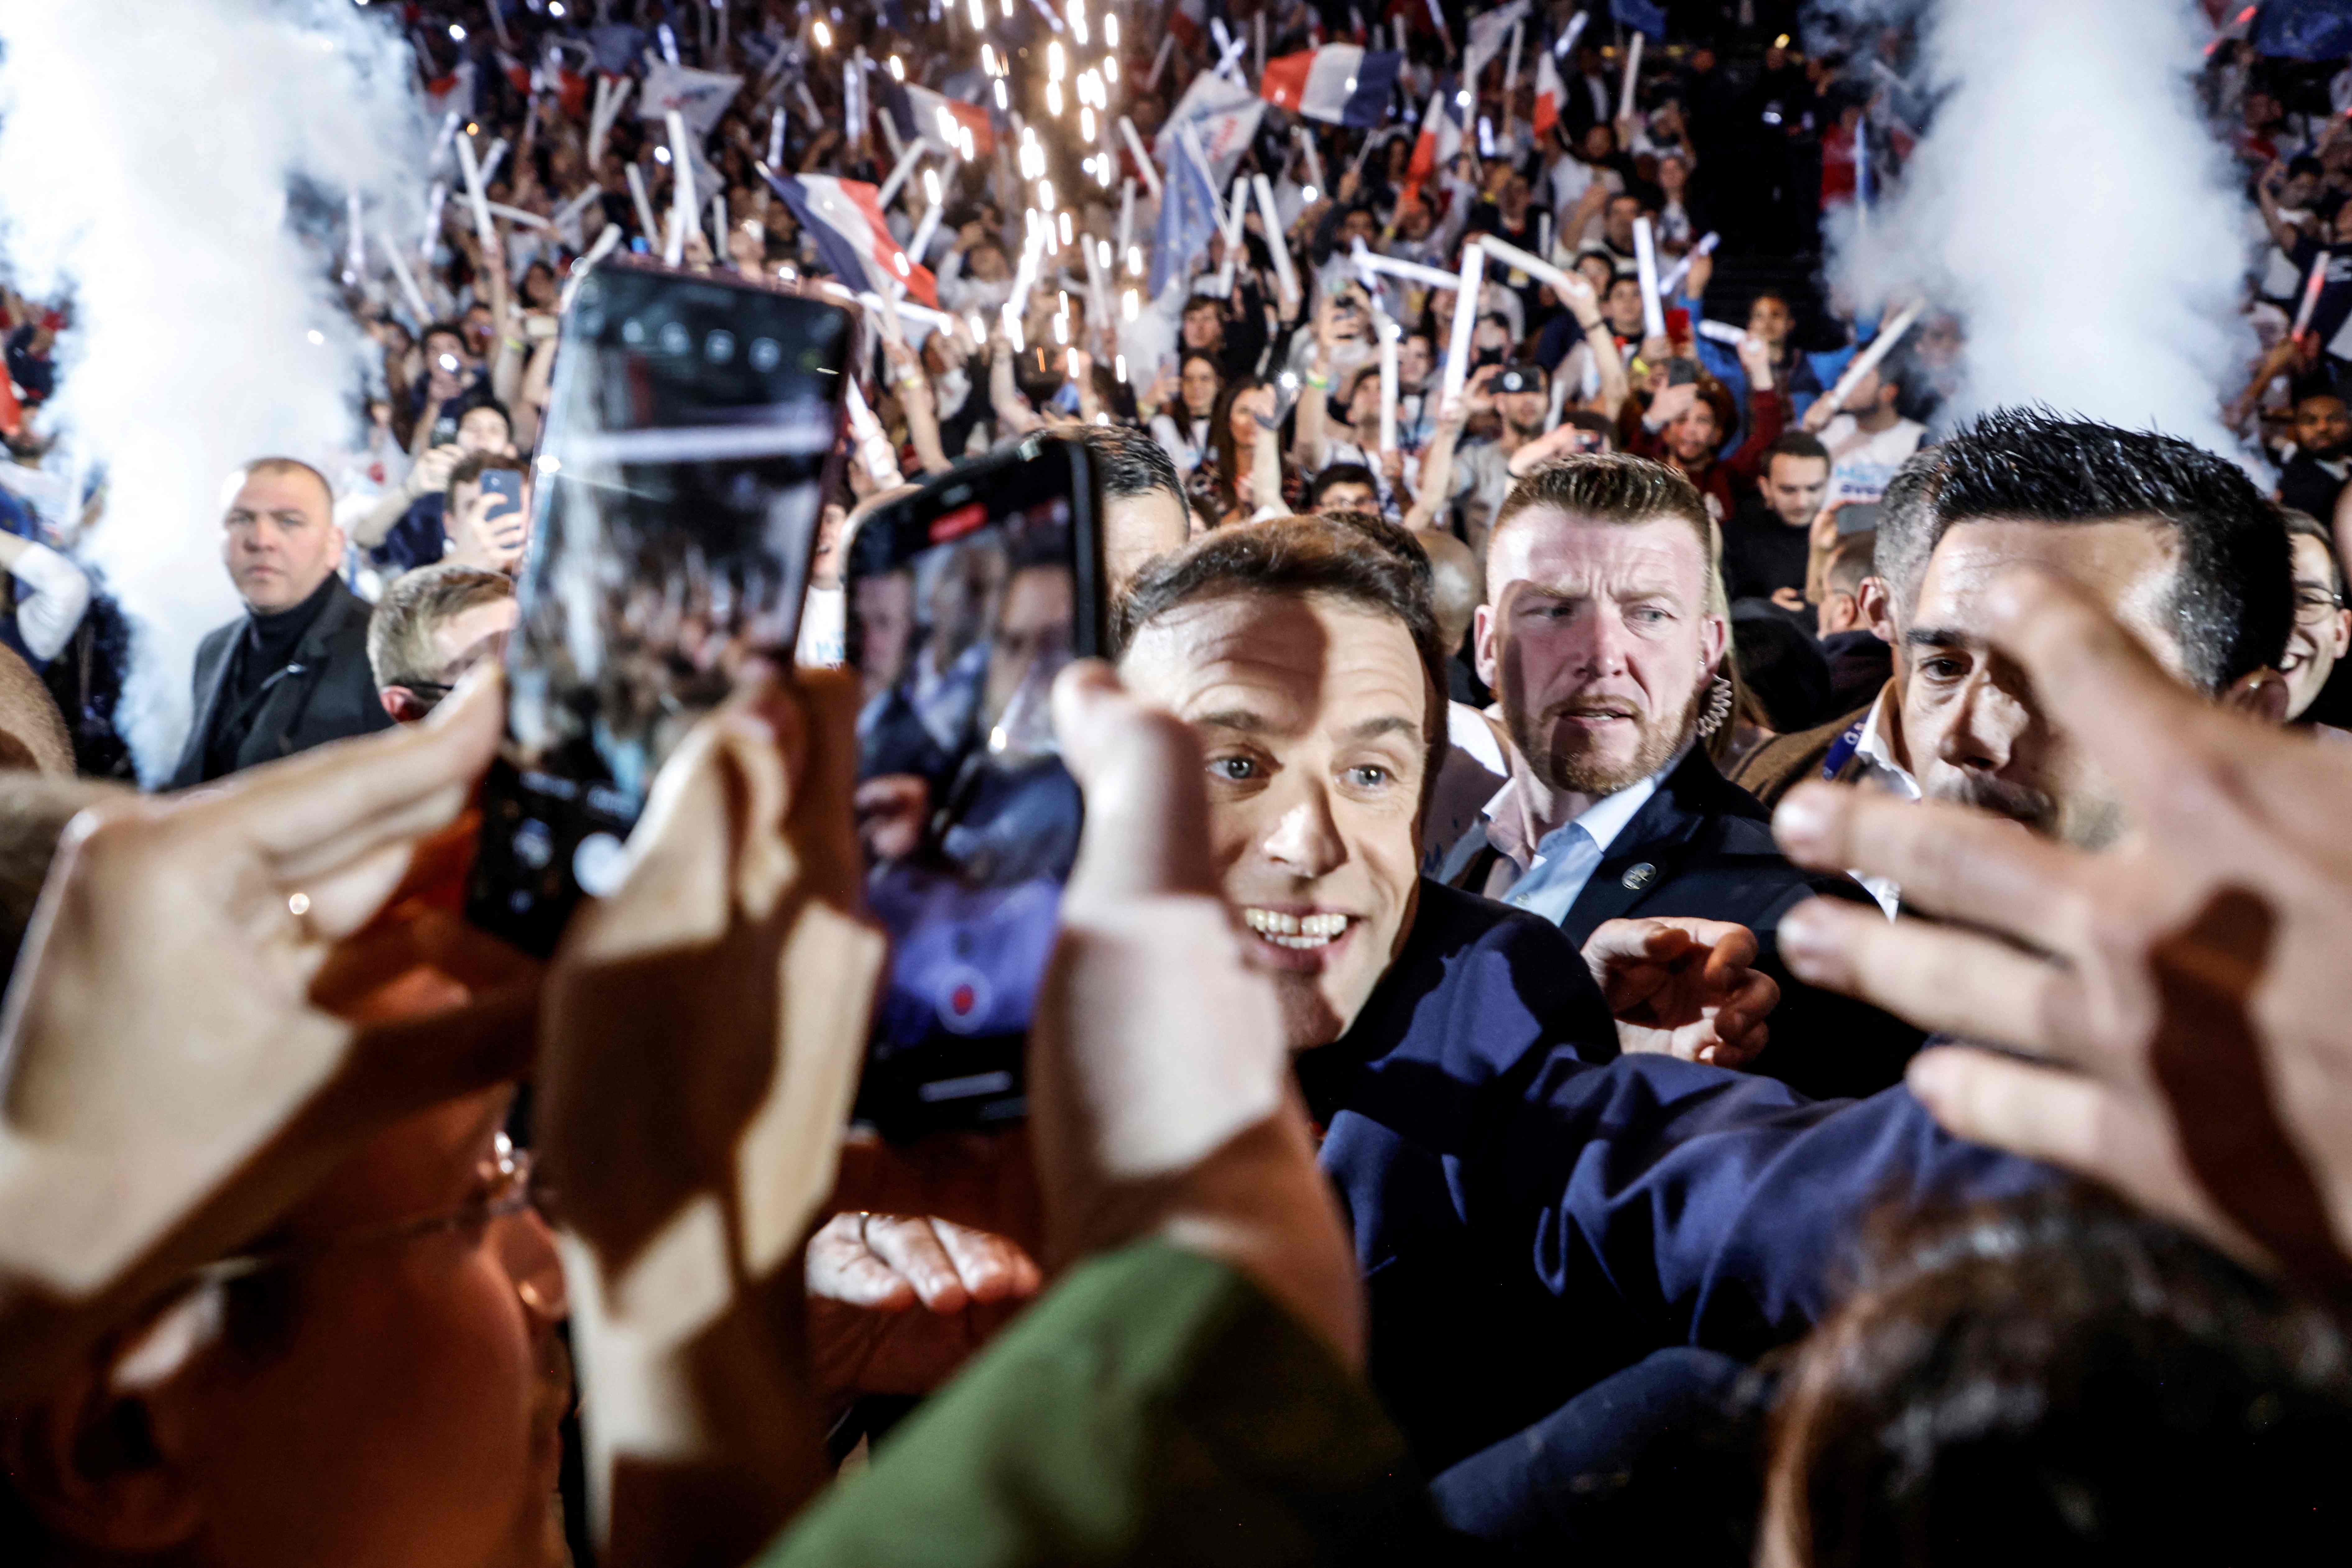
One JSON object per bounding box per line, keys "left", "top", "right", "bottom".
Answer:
{"left": 0, "top": 533, "right": 89, "bottom": 663}
{"left": 1403, "top": 393, "right": 1470, "bottom": 533}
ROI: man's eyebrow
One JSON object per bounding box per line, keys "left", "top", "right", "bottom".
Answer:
{"left": 1190, "top": 708, "right": 1270, "bottom": 732}
{"left": 1342, "top": 715, "right": 1424, "bottom": 743}
{"left": 1904, "top": 625, "right": 1978, "bottom": 650}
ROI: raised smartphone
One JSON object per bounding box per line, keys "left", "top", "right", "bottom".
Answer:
{"left": 466, "top": 260, "right": 854, "bottom": 956}
{"left": 844, "top": 434, "right": 1104, "bottom": 1137}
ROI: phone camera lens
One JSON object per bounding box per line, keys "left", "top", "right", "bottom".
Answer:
{"left": 705, "top": 329, "right": 736, "bottom": 363}
{"left": 749, "top": 337, "right": 781, "bottom": 371}
{"left": 658, "top": 321, "right": 691, "bottom": 356}
{"left": 512, "top": 819, "right": 554, "bottom": 871}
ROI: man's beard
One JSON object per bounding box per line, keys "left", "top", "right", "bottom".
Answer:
{"left": 2307, "top": 436, "right": 2352, "bottom": 463}
{"left": 1511, "top": 680, "right": 1702, "bottom": 799}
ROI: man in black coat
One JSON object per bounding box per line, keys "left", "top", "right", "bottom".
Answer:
{"left": 1437, "top": 454, "right": 1922, "bottom": 1100}
{"left": 168, "top": 457, "right": 391, "bottom": 788}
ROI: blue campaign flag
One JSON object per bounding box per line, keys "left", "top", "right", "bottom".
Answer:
{"left": 1611, "top": 0, "right": 1668, "bottom": 41}
{"left": 1149, "top": 136, "right": 1220, "bottom": 301}
{"left": 2253, "top": 0, "right": 2352, "bottom": 61}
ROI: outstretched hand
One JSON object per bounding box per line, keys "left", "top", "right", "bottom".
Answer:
{"left": 0, "top": 675, "right": 536, "bottom": 1399}
{"left": 1582, "top": 916, "right": 1776, "bottom": 1068}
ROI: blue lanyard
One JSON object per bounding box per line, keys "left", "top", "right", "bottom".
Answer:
{"left": 1820, "top": 715, "right": 1868, "bottom": 781}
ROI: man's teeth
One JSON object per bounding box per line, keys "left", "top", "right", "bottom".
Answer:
{"left": 1243, "top": 908, "right": 1351, "bottom": 948}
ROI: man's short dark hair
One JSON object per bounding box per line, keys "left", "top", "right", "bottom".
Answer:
{"left": 1306, "top": 462, "right": 1379, "bottom": 507}
{"left": 1766, "top": 431, "right": 1831, "bottom": 468}
{"left": 1825, "top": 530, "right": 1877, "bottom": 598}
{"left": 1182, "top": 294, "right": 1223, "bottom": 317}
{"left": 1114, "top": 512, "right": 1448, "bottom": 799}
{"left": 1874, "top": 408, "right": 2291, "bottom": 693}
{"left": 1077, "top": 422, "right": 1184, "bottom": 509}
{"left": 421, "top": 320, "right": 467, "bottom": 350}
{"left": 458, "top": 398, "right": 513, "bottom": 438}
{"left": 445, "top": 450, "right": 525, "bottom": 510}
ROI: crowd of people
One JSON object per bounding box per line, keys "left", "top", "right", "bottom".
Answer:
{"left": 4, "top": 0, "right": 2352, "bottom": 1563}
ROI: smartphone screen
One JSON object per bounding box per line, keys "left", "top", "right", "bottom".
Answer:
{"left": 845, "top": 434, "right": 1103, "bottom": 1138}
{"left": 466, "top": 261, "right": 853, "bottom": 956}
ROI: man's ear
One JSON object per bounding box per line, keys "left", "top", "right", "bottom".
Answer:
{"left": 1472, "top": 602, "right": 1498, "bottom": 690}
{"left": 1856, "top": 576, "right": 1898, "bottom": 647}
{"left": 380, "top": 686, "right": 429, "bottom": 723}
{"left": 2, "top": 1358, "right": 205, "bottom": 1555}
{"left": 2223, "top": 666, "right": 2292, "bottom": 726}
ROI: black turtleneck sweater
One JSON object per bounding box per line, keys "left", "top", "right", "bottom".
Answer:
{"left": 201, "top": 573, "right": 339, "bottom": 782}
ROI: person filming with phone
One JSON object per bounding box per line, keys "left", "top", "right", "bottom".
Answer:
{"left": 440, "top": 453, "right": 532, "bottom": 578}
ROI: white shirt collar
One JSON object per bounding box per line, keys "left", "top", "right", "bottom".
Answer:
{"left": 1483, "top": 745, "right": 1683, "bottom": 871}
{"left": 1853, "top": 685, "right": 1920, "bottom": 800}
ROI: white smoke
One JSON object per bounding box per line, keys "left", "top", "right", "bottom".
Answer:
{"left": 0, "top": 0, "right": 433, "bottom": 779}
{"left": 1822, "top": 0, "right": 2254, "bottom": 453}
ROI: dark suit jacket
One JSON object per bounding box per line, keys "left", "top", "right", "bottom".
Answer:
{"left": 1303, "top": 887, "right": 2047, "bottom": 1477}
{"left": 1433, "top": 748, "right": 1923, "bottom": 1100}
{"left": 168, "top": 577, "right": 393, "bottom": 788}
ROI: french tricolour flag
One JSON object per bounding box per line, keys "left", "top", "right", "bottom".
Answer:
{"left": 1259, "top": 45, "right": 1403, "bottom": 127}
{"left": 1532, "top": 48, "right": 1563, "bottom": 139}
{"left": 886, "top": 82, "right": 997, "bottom": 158}
{"left": 764, "top": 172, "right": 940, "bottom": 308}
{"left": 1400, "top": 86, "right": 1463, "bottom": 209}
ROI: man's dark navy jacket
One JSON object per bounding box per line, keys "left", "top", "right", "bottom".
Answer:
{"left": 1298, "top": 879, "right": 2044, "bottom": 1475}
{"left": 1433, "top": 747, "right": 1925, "bottom": 1100}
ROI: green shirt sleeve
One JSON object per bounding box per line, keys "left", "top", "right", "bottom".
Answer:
{"left": 758, "top": 1241, "right": 1433, "bottom": 1568}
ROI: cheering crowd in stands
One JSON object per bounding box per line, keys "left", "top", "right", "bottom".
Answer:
{"left": 6, "top": 1, "right": 2352, "bottom": 1564}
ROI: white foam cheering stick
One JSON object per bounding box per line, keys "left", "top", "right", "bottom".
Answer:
{"left": 1377, "top": 314, "right": 1400, "bottom": 454}
{"left": 1116, "top": 178, "right": 1137, "bottom": 259}
{"left": 1631, "top": 216, "right": 1666, "bottom": 340}
{"left": 1695, "top": 319, "right": 1746, "bottom": 345}
{"left": 874, "top": 141, "right": 926, "bottom": 211}
{"left": 1553, "top": 9, "right": 1589, "bottom": 57}
{"left": 1472, "top": 234, "right": 1586, "bottom": 311}
{"left": 1351, "top": 238, "right": 1461, "bottom": 291}
{"left": 1438, "top": 243, "right": 1487, "bottom": 412}
{"left": 455, "top": 132, "right": 499, "bottom": 252}
{"left": 844, "top": 381, "right": 904, "bottom": 485}
{"left": 1295, "top": 126, "right": 1325, "bottom": 197}
{"left": 1252, "top": 173, "right": 1298, "bottom": 303}
{"left": 665, "top": 109, "right": 695, "bottom": 265}
{"left": 380, "top": 233, "right": 434, "bottom": 325}
{"left": 1619, "top": 31, "right": 1643, "bottom": 124}
{"left": 625, "top": 162, "right": 661, "bottom": 246}
{"left": 1118, "top": 116, "right": 1163, "bottom": 201}
{"left": 1653, "top": 231, "right": 1719, "bottom": 298}
{"left": 2292, "top": 249, "right": 2334, "bottom": 338}
{"left": 420, "top": 181, "right": 449, "bottom": 262}
{"left": 429, "top": 109, "right": 461, "bottom": 169}
{"left": 1815, "top": 300, "right": 1927, "bottom": 414}
{"left": 479, "top": 137, "right": 510, "bottom": 191}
